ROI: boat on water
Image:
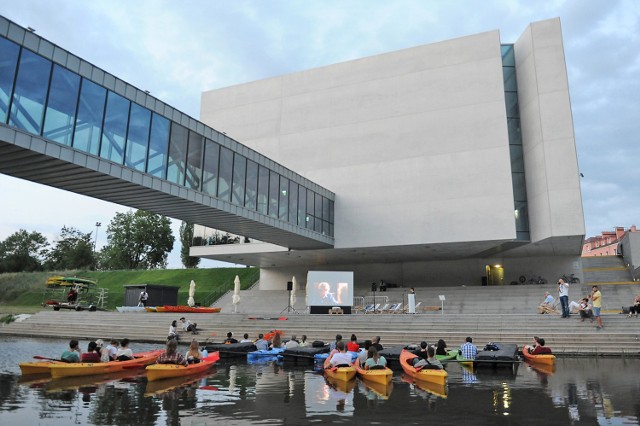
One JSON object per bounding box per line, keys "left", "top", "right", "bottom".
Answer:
{"left": 399, "top": 349, "right": 448, "bottom": 386}
{"left": 247, "top": 348, "right": 285, "bottom": 360}
{"left": 160, "top": 305, "right": 221, "bottom": 313}
{"left": 19, "top": 360, "right": 62, "bottom": 375}
{"left": 436, "top": 349, "right": 459, "bottom": 362}
{"left": 354, "top": 360, "right": 392, "bottom": 385}
{"left": 323, "top": 356, "right": 356, "bottom": 382}
{"left": 522, "top": 344, "right": 556, "bottom": 365}
{"left": 146, "top": 352, "right": 220, "bottom": 382}
{"left": 48, "top": 350, "right": 162, "bottom": 379}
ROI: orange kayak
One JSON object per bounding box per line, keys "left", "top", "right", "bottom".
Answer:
{"left": 399, "top": 349, "right": 448, "bottom": 385}
{"left": 146, "top": 352, "right": 220, "bottom": 382}
{"left": 522, "top": 344, "right": 556, "bottom": 365}
{"left": 354, "top": 359, "right": 392, "bottom": 385}
{"left": 48, "top": 350, "right": 162, "bottom": 379}
{"left": 323, "top": 356, "right": 356, "bottom": 382}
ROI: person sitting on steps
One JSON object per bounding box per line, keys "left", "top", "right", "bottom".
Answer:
{"left": 538, "top": 292, "right": 556, "bottom": 314}
{"left": 628, "top": 294, "right": 640, "bottom": 318}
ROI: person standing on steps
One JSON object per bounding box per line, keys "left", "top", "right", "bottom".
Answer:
{"left": 591, "top": 285, "right": 603, "bottom": 329}
{"left": 558, "top": 278, "right": 570, "bottom": 318}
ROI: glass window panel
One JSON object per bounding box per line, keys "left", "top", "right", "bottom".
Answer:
{"left": 202, "top": 139, "right": 220, "bottom": 196}
{"left": 257, "top": 165, "right": 269, "bottom": 215}
{"left": 504, "top": 92, "right": 519, "bottom": 118}
{"left": 507, "top": 118, "right": 521, "bottom": 145}
{"left": 147, "top": 113, "right": 169, "bottom": 178}
{"left": 306, "top": 214, "right": 314, "bottom": 230}
{"left": 514, "top": 201, "right": 529, "bottom": 232}
{"left": 288, "top": 182, "right": 298, "bottom": 225}
{"left": 315, "top": 193, "right": 323, "bottom": 218}
{"left": 231, "top": 153, "right": 246, "bottom": 205}
{"left": 306, "top": 189, "right": 314, "bottom": 217}
{"left": 297, "top": 185, "right": 306, "bottom": 226}
{"left": 329, "top": 199, "right": 334, "bottom": 224}
{"left": 245, "top": 160, "right": 258, "bottom": 210}
{"left": 509, "top": 144, "right": 524, "bottom": 173}
{"left": 100, "top": 91, "right": 130, "bottom": 163}
{"left": 0, "top": 37, "right": 20, "bottom": 123}
{"left": 217, "top": 146, "right": 233, "bottom": 201}
{"left": 501, "top": 44, "right": 515, "bottom": 66}
{"left": 279, "top": 177, "right": 289, "bottom": 220}
{"left": 322, "top": 196, "right": 330, "bottom": 223}
{"left": 268, "top": 171, "right": 279, "bottom": 218}
{"left": 185, "top": 130, "right": 204, "bottom": 190}
{"left": 9, "top": 49, "right": 52, "bottom": 134}
{"left": 323, "top": 220, "right": 330, "bottom": 235}
{"left": 73, "top": 79, "right": 106, "bottom": 155}
{"left": 124, "top": 103, "right": 151, "bottom": 171}
{"left": 512, "top": 172, "right": 527, "bottom": 202}
{"left": 502, "top": 66, "right": 517, "bottom": 92}
{"left": 314, "top": 216, "right": 322, "bottom": 232}
{"left": 42, "top": 65, "right": 80, "bottom": 145}
{"left": 167, "top": 123, "right": 187, "bottom": 184}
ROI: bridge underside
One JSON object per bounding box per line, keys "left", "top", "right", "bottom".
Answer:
{"left": 0, "top": 125, "right": 333, "bottom": 250}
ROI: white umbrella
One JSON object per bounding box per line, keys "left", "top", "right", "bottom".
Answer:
{"left": 188, "top": 280, "right": 196, "bottom": 307}
{"left": 290, "top": 276, "right": 297, "bottom": 306}
{"left": 232, "top": 275, "right": 241, "bottom": 313}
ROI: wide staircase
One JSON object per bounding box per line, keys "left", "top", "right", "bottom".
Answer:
{"left": 2, "top": 281, "right": 639, "bottom": 356}
{"left": 582, "top": 255, "right": 635, "bottom": 285}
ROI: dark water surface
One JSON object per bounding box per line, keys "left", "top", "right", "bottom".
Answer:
{"left": 0, "top": 336, "right": 639, "bottom": 425}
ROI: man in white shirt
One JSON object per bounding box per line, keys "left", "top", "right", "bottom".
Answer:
{"left": 558, "top": 278, "right": 570, "bottom": 318}
{"left": 284, "top": 335, "right": 299, "bottom": 349}
{"left": 329, "top": 341, "right": 352, "bottom": 366}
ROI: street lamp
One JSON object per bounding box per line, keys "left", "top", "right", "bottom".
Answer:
{"left": 94, "top": 222, "right": 101, "bottom": 253}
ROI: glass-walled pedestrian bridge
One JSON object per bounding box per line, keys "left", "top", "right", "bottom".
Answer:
{"left": 0, "top": 16, "right": 333, "bottom": 249}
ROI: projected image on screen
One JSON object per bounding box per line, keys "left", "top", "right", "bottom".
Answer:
{"left": 306, "top": 271, "right": 354, "bottom": 306}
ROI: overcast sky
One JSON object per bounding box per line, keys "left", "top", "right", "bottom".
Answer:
{"left": 0, "top": 0, "right": 638, "bottom": 268}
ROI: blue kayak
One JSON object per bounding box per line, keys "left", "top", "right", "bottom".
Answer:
{"left": 247, "top": 348, "right": 285, "bottom": 360}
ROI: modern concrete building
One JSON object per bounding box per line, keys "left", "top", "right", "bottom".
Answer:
{"left": 195, "top": 18, "right": 585, "bottom": 290}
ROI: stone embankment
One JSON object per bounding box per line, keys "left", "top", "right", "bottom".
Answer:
{"left": 1, "top": 309, "right": 638, "bottom": 356}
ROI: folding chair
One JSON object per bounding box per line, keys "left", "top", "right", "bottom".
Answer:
{"left": 364, "top": 303, "right": 380, "bottom": 314}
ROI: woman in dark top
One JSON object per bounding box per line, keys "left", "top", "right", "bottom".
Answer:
{"left": 435, "top": 339, "right": 448, "bottom": 356}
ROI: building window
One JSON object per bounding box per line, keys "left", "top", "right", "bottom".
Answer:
{"left": 9, "top": 49, "right": 52, "bottom": 135}
{"left": 43, "top": 65, "right": 80, "bottom": 146}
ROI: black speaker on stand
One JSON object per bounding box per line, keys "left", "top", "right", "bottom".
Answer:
{"left": 368, "top": 282, "right": 377, "bottom": 314}
{"left": 280, "top": 281, "right": 299, "bottom": 314}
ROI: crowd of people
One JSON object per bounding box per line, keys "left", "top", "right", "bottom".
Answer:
{"left": 59, "top": 337, "right": 136, "bottom": 363}
{"left": 537, "top": 280, "right": 605, "bottom": 329}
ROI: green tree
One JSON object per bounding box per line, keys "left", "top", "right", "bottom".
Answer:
{"left": 179, "top": 221, "right": 200, "bottom": 269}
{"left": 0, "top": 229, "right": 48, "bottom": 273}
{"left": 44, "top": 226, "right": 95, "bottom": 270}
{"left": 100, "top": 210, "right": 174, "bottom": 270}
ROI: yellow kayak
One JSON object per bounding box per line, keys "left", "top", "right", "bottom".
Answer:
{"left": 323, "top": 356, "right": 356, "bottom": 382}
{"left": 49, "top": 350, "right": 162, "bottom": 379}
{"left": 19, "top": 360, "right": 62, "bottom": 375}
{"left": 354, "top": 360, "right": 392, "bottom": 385}
{"left": 146, "top": 352, "right": 220, "bottom": 382}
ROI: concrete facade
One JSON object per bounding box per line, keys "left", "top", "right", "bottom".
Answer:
{"left": 197, "top": 18, "right": 585, "bottom": 291}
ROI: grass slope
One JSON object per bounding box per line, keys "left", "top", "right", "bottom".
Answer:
{"left": 0, "top": 268, "right": 259, "bottom": 311}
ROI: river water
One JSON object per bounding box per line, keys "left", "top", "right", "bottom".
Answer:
{"left": 0, "top": 336, "right": 638, "bottom": 425}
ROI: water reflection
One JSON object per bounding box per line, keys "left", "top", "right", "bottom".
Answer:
{"left": 1, "top": 337, "right": 639, "bottom": 425}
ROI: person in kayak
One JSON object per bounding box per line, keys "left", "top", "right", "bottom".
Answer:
{"left": 81, "top": 341, "right": 101, "bottom": 363}
{"left": 157, "top": 339, "right": 188, "bottom": 366}
{"left": 328, "top": 341, "right": 352, "bottom": 367}
{"left": 186, "top": 339, "right": 203, "bottom": 364}
{"left": 116, "top": 338, "right": 133, "bottom": 361}
{"left": 61, "top": 339, "right": 82, "bottom": 363}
